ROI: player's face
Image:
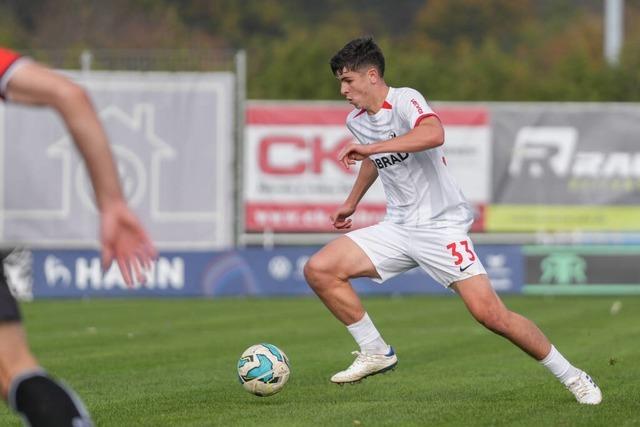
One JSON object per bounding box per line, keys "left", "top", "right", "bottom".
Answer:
{"left": 337, "top": 68, "right": 373, "bottom": 109}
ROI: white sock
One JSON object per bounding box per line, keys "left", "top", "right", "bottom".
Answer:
{"left": 540, "top": 345, "right": 580, "bottom": 385}
{"left": 347, "top": 312, "right": 389, "bottom": 355}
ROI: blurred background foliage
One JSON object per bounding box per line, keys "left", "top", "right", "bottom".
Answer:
{"left": 1, "top": 0, "right": 639, "bottom": 101}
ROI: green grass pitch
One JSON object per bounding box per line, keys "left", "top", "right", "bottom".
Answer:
{"left": 0, "top": 295, "right": 638, "bottom": 426}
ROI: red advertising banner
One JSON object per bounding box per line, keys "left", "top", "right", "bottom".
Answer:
{"left": 245, "top": 102, "right": 489, "bottom": 233}
{"left": 245, "top": 203, "right": 388, "bottom": 232}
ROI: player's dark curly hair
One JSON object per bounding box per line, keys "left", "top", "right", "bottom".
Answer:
{"left": 330, "top": 36, "right": 385, "bottom": 77}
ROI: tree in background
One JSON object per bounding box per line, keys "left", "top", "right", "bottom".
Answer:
{"left": 0, "top": 0, "right": 638, "bottom": 101}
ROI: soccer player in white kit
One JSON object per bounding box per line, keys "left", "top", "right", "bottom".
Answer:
{"left": 303, "top": 37, "right": 602, "bottom": 405}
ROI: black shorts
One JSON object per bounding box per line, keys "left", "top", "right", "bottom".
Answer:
{"left": 0, "top": 263, "right": 21, "bottom": 322}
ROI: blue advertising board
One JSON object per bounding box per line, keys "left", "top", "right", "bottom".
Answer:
{"left": 31, "top": 250, "right": 205, "bottom": 297}
{"left": 28, "top": 245, "right": 523, "bottom": 298}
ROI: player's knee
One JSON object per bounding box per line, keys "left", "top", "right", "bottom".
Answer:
{"left": 473, "top": 308, "right": 511, "bottom": 336}
{"left": 303, "top": 256, "right": 321, "bottom": 285}
{"left": 303, "top": 255, "right": 332, "bottom": 288}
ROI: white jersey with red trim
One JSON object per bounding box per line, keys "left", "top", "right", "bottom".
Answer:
{"left": 346, "top": 86, "right": 473, "bottom": 227}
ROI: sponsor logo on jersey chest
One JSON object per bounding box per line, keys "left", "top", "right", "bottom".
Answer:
{"left": 373, "top": 152, "right": 409, "bottom": 169}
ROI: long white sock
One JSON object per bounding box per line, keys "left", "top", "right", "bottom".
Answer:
{"left": 540, "top": 345, "right": 580, "bottom": 385}
{"left": 347, "top": 312, "right": 389, "bottom": 355}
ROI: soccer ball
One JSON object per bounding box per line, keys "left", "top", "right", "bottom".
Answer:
{"left": 237, "top": 343, "right": 290, "bottom": 397}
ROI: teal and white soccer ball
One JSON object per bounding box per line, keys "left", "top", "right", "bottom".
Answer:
{"left": 237, "top": 343, "right": 290, "bottom": 397}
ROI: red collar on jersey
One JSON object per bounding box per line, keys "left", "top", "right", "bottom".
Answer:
{"left": 354, "top": 100, "right": 393, "bottom": 118}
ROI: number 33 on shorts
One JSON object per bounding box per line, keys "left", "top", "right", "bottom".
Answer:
{"left": 446, "top": 240, "right": 477, "bottom": 271}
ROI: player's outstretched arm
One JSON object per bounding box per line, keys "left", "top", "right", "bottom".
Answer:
{"left": 6, "top": 61, "right": 156, "bottom": 285}
{"left": 6, "top": 61, "right": 124, "bottom": 210}
{"left": 331, "top": 158, "right": 378, "bottom": 229}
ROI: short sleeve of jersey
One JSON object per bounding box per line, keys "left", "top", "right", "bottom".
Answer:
{"left": 0, "top": 48, "right": 23, "bottom": 100}
{"left": 396, "top": 87, "right": 438, "bottom": 129}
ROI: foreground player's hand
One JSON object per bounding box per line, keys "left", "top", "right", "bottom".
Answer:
{"left": 338, "top": 143, "right": 372, "bottom": 169}
{"left": 330, "top": 203, "right": 356, "bottom": 230}
{"left": 100, "top": 200, "right": 157, "bottom": 287}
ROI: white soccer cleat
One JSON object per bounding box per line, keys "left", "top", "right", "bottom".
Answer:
{"left": 565, "top": 370, "right": 602, "bottom": 405}
{"left": 330, "top": 347, "right": 398, "bottom": 384}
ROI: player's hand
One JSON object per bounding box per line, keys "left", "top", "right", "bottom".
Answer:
{"left": 330, "top": 203, "right": 356, "bottom": 230}
{"left": 338, "top": 143, "right": 372, "bottom": 169}
{"left": 100, "top": 200, "right": 157, "bottom": 287}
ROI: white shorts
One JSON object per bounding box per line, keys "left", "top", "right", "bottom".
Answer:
{"left": 347, "top": 221, "right": 487, "bottom": 287}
